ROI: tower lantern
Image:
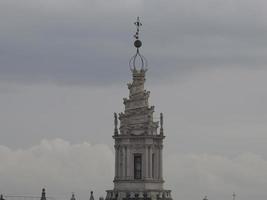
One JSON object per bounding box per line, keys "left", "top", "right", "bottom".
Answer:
{"left": 106, "top": 18, "right": 172, "bottom": 200}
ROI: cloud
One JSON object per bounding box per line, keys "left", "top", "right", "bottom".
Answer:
{"left": 1, "top": 139, "right": 267, "bottom": 200}
{"left": 164, "top": 153, "right": 267, "bottom": 200}
{"left": 0, "top": 0, "right": 266, "bottom": 85}
{"left": 1, "top": 66, "right": 267, "bottom": 155}
{"left": 0, "top": 139, "right": 114, "bottom": 200}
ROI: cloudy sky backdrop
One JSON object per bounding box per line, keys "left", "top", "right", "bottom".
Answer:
{"left": 0, "top": 0, "right": 267, "bottom": 200}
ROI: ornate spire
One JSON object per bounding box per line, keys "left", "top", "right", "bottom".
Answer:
{"left": 129, "top": 17, "right": 147, "bottom": 71}
{"left": 106, "top": 18, "right": 172, "bottom": 200}
{"left": 115, "top": 18, "right": 162, "bottom": 137}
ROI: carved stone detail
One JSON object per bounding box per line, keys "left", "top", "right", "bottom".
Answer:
{"left": 108, "top": 66, "right": 171, "bottom": 200}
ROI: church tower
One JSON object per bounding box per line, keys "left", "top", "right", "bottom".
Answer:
{"left": 105, "top": 18, "right": 172, "bottom": 200}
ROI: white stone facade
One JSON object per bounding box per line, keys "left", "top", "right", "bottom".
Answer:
{"left": 106, "top": 69, "right": 172, "bottom": 200}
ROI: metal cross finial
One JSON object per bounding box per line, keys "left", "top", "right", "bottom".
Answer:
{"left": 134, "top": 16, "right": 142, "bottom": 39}
{"left": 129, "top": 17, "right": 147, "bottom": 71}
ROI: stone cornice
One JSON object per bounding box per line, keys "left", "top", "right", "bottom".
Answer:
{"left": 113, "top": 179, "right": 164, "bottom": 184}
{"left": 113, "top": 135, "right": 165, "bottom": 140}
{"left": 114, "top": 144, "right": 163, "bottom": 149}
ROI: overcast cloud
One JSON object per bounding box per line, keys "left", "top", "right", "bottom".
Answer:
{"left": 0, "top": 0, "right": 267, "bottom": 84}
{"left": 0, "top": 0, "right": 267, "bottom": 200}
{"left": 1, "top": 139, "right": 267, "bottom": 200}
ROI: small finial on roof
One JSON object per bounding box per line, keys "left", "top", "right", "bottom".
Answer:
{"left": 160, "top": 113, "right": 164, "bottom": 136}
{"left": 232, "top": 192, "right": 236, "bottom": 200}
{"left": 71, "top": 193, "right": 76, "bottom": 200}
{"left": 41, "top": 188, "right": 46, "bottom": 200}
{"left": 89, "top": 191, "right": 94, "bottom": 200}
{"left": 114, "top": 112, "right": 118, "bottom": 135}
{"left": 0, "top": 194, "right": 5, "bottom": 200}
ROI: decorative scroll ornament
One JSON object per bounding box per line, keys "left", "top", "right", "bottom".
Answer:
{"left": 129, "top": 17, "right": 148, "bottom": 71}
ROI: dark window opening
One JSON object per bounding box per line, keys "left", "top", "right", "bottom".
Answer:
{"left": 134, "top": 154, "right": 142, "bottom": 179}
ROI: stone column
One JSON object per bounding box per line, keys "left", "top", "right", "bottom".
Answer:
{"left": 151, "top": 146, "right": 154, "bottom": 178}
{"left": 124, "top": 146, "right": 128, "bottom": 179}
{"left": 155, "top": 147, "right": 159, "bottom": 180}
{"left": 129, "top": 145, "right": 134, "bottom": 179}
{"left": 115, "top": 146, "right": 118, "bottom": 179}
{"left": 145, "top": 146, "right": 149, "bottom": 179}
{"left": 159, "top": 146, "right": 163, "bottom": 180}
{"left": 126, "top": 146, "right": 131, "bottom": 179}
{"left": 119, "top": 147, "right": 123, "bottom": 178}
{"left": 122, "top": 146, "right": 126, "bottom": 179}
{"left": 148, "top": 146, "right": 152, "bottom": 178}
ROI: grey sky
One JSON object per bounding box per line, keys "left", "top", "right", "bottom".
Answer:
{"left": 0, "top": 0, "right": 267, "bottom": 200}
{"left": 0, "top": 0, "right": 267, "bottom": 84}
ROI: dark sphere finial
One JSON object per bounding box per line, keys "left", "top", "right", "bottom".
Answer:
{"left": 134, "top": 40, "right": 142, "bottom": 48}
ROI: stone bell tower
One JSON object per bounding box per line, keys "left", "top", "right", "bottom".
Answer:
{"left": 105, "top": 17, "right": 172, "bottom": 200}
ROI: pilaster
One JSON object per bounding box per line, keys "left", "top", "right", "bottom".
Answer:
{"left": 145, "top": 146, "right": 149, "bottom": 179}
{"left": 126, "top": 146, "right": 131, "bottom": 179}
{"left": 115, "top": 146, "right": 119, "bottom": 179}
{"left": 122, "top": 146, "right": 126, "bottom": 179}
{"left": 159, "top": 146, "right": 163, "bottom": 180}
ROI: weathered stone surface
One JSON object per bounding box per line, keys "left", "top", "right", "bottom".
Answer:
{"left": 106, "top": 69, "right": 172, "bottom": 200}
